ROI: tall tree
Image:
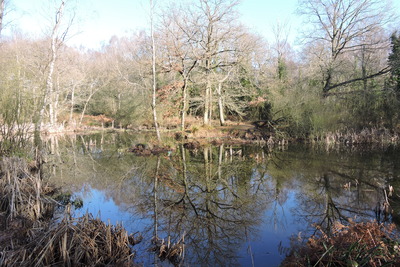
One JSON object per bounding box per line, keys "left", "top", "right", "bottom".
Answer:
{"left": 299, "top": 0, "right": 394, "bottom": 95}
{"left": 150, "top": 0, "right": 161, "bottom": 142}
{"left": 159, "top": 6, "right": 198, "bottom": 131}
{"left": 46, "top": 1, "right": 65, "bottom": 128}
{"left": 389, "top": 32, "right": 400, "bottom": 94}
{"left": 193, "top": 0, "right": 241, "bottom": 125}
{"left": 272, "top": 20, "right": 291, "bottom": 81}
{"left": 36, "top": 0, "right": 74, "bottom": 133}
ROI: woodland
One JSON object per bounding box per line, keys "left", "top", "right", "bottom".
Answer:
{"left": 1, "top": 0, "right": 400, "bottom": 265}
{"left": 0, "top": 0, "right": 400, "bottom": 147}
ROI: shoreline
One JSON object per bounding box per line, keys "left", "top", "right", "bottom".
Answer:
{"left": 39, "top": 122, "right": 400, "bottom": 148}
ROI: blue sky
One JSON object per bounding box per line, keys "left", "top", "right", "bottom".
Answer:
{"left": 4, "top": 0, "right": 400, "bottom": 50}
{"left": 0, "top": 0, "right": 346, "bottom": 49}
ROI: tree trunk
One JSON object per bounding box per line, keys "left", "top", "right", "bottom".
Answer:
{"left": 217, "top": 82, "right": 225, "bottom": 126}
{"left": 79, "top": 84, "right": 97, "bottom": 125}
{"left": 48, "top": 4, "right": 64, "bottom": 128}
{"left": 361, "top": 45, "right": 368, "bottom": 91}
{"left": 204, "top": 78, "right": 211, "bottom": 125}
{"left": 79, "top": 98, "right": 90, "bottom": 126}
{"left": 45, "top": 31, "right": 57, "bottom": 127}
{"left": 181, "top": 79, "right": 188, "bottom": 131}
{"left": 323, "top": 67, "right": 333, "bottom": 94}
{"left": 216, "top": 70, "right": 231, "bottom": 126}
{"left": 38, "top": 1, "right": 65, "bottom": 131}
{"left": 69, "top": 84, "right": 76, "bottom": 123}
{"left": 150, "top": 0, "right": 161, "bottom": 142}
{"left": 208, "top": 85, "right": 212, "bottom": 124}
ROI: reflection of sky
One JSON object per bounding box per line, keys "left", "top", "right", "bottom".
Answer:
{"left": 52, "top": 138, "right": 400, "bottom": 266}
{"left": 73, "top": 185, "right": 304, "bottom": 267}
{"left": 73, "top": 187, "right": 158, "bottom": 266}
{"left": 68, "top": 172, "right": 385, "bottom": 266}
{"left": 74, "top": 188, "right": 145, "bottom": 230}
{"left": 238, "top": 191, "right": 301, "bottom": 267}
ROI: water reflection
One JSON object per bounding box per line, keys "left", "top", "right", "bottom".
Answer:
{"left": 43, "top": 133, "right": 400, "bottom": 266}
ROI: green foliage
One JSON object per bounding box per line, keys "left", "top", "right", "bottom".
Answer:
{"left": 389, "top": 32, "right": 400, "bottom": 94}
{"left": 277, "top": 58, "right": 288, "bottom": 81}
{"left": 268, "top": 52, "right": 400, "bottom": 138}
{"left": 0, "top": 73, "right": 33, "bottom": 156}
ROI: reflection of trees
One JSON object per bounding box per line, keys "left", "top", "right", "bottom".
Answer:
{"left": 286, "top": 148, "right": 398, "bottom": 234}
{"left": 44, "top": 134, "right": 400, "bottom": 264}
{"left": 297, "top": 173, "right": 351, "bottom": 233}
{"left": 254, "top": 148, "right": 292, "bottom": 231}
{"left": 117, "top": 144, "right": 271, "bottom": 266}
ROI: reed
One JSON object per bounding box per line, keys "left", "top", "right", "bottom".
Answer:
{"left": 319, "top": 128, "right": 400, "bottom": 147}
{"left": 0, "top": 156, "right": 142, "bottom": 266}
{"left": 0, "top": 157, "right": 54, "bottom": 222}
{"left": 2, "top": 212, "right": 141, "bottom": 266}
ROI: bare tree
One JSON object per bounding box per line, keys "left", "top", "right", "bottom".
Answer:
{"left": 46, "top": 1, "right": 65, "bottom": 128}
{"left": 159, "top": 6, "right": 199, "bottom": 131}
{"left": 0, "top": 0, "right": 4, "bottom": 37}
{"left": 150, "top": 0, "right": 161, "bottom": 142}
{"left": 0, "top": 0, "right": 17, "bottom": 39}
{"left": 154, "top": 0, "right": 259, "bottom": 128}
{"left": 215, "top": 69, "right": 232, "bottom": 126}
{"left": 299, "top": 0, "right": 394, "bottom": 95}
{"left": 272, "top": 20, "right": 291, "bottom": 81}
{"left": 212, "top": 30, "right": 262, "bottom": 125}
{"left": 36, "top": 0, "right": 75, "bottom": 133}
{"left": 192, "top": 0, "right": 241, "bottom": 125}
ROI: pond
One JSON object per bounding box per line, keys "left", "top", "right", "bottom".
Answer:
{"left": 44, "top": 132, "right": 400, "bottom": 266}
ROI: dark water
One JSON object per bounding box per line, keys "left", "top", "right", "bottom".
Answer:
{"left": 44, "top": 132, "right": 400, "bottom": 267}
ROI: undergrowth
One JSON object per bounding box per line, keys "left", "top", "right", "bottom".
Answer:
{"left": 282, "top": 220, "right": 400, "bottom": 266}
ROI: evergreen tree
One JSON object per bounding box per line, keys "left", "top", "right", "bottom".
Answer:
{"left": 389, "top": 32, "right": 400, "bottom": 94}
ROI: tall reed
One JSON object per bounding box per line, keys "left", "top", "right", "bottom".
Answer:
{"left": 0, "top": 157, "right": 53, "bottom": 221}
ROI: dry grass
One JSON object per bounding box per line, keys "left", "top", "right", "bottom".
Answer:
{"left": 320, "top": 128, "right": 400, "bottom": 146}
{"left": 1, "top": 212, "right": 141, "bottom": 267}
{"left": 282, "top": 220, "right": 400, "bottom": 267}
{"left": 0, "top": 157, "right": 55, "bottom": 222}
{"left": 0, "top": 156, "right": 142, "bottom": 267}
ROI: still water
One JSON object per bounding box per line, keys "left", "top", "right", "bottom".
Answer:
{"left": 45, "top": 132, "right": 400, "bottom": 266}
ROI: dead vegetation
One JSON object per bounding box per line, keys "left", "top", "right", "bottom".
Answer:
{"left": 317, "top": 128, "right": 400, "bottom": 146}
{"left": 129, "top": 143, "right": 171, "bottom": 156}
{"left": 151, "top": 235, "right": 185, "bottom": 266}
{"left": 0, "top": 156, "right": 55, "bottom": 222}
{"left": 0, "top": 156, "right": 141, "bottom": 267}
{"left": 1, "top": 212, "right": 142, "bottom": 267}
{"left": 282, "top": 220, "right": 400, "bottom": 266}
